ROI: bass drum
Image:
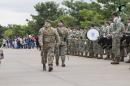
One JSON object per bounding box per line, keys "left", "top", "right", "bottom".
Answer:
{"left": 87, "top": 28, "right": 100, "bottom": 41}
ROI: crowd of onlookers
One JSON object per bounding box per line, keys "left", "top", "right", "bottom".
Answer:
{"left": 1, "top": 35, "right": 40, "bottom": 49}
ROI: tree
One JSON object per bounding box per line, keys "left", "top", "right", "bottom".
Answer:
{"left": 97, "top": 0, "right": 130, "bottom": 19}
{"left": 58, "top": 15, "right": 77, "bottom": 27}
{"left": 63, "top": 0, "right": 102, "bottom": 27}
{"left": 79, "top": 9, "right": 104, "bottom": 28}
{"left": 3, "top": 24, "right": 30, "bottom": 38}
{"left": 0, "top": 25, "right": 4, "bottom": 38}
{"left": 31, "top": 1, "right": 64, "bottom": 29}
{"left": 3, "top": 29, "right": 14, "bottom": 38}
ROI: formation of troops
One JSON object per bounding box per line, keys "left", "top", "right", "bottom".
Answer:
{"left": 39, "top": 12, "right": 130, "bottom": 72}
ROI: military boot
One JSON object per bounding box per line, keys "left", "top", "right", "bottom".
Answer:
{"left": 48, "top": 64, "right": 53, "bottom": 72}
{"left": 120, "top": 57, "right": 124, "bottom": 62}
{"left": 62, "top": 64, "right": 66, "bottom": 67}
{"left": 43, "top": 64, "right": 46, "bottom": 71}
{"left": 56, "top": 61, "right": 59, "bottom": 66}
{"left": 81, "top": 52, "right": 84, "bottom": 56}
{"left": 95, "top": 54, "right": 98, "bottom": 59}
{"left": 89, "top": 53, "right": 94, "bottom": 58}
{"left": 111, "top": 61, "right": 119, "bottom": 64}
{"left": 111, "top": 57, "right": 119, "bottom": 64}
{"left": 85, "top": 52, "right": 88, "bottom": 57}
{"left": 61, "top": 60, "right": 66, "bottom": 67}
{"left": 111, "top": 53, "right": 115, "bottom": 61}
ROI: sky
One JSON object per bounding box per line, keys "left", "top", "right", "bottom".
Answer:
{"left": 0, "top": 0, "right": 93, "bottom": 26}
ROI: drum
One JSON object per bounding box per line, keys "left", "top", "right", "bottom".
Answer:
{"left": 98, "top": 36, "right": 112, "bottom": 49}
{"left": 87, "top": 28, "right": 100, "bottom": 41}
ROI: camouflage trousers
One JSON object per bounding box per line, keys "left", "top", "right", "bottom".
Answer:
{"left": 55, "top": 42, "right": 67, "bottom": 65}
{"left": 41, "top": 46, "right": 55, "bottom": 66}
{"left": 112, "top": 37, "right": 121, "bottom": 61}
{"left": 93, "top": 41, "right": 103, "bottom": 58}
{"left": 88, "top": 41, "right": 94, "bottom": 57}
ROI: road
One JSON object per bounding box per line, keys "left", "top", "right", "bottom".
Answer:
{"left": 0, "top": 49, "right": 130, "bottom": 86}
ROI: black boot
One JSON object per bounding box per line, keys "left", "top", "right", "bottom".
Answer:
{"left": 111, "top": 61, "right": 119, "bottom": 64}
{"left": 48, "top": 67, "right": 53, "bottom": 72}
{"left": 111, "top": 57, "right": 119, "bottom": 65}
{"left": 62, "top": 64, "right": 66, "bottom": 67}
{"left": 43, "top": 64, "right": 46, "bottom": 71}
{"left": 48, "top": 64, "right": 53, "bottom": 72}
{"left": 56, "top": 61, "right": 59, "bottom": 66}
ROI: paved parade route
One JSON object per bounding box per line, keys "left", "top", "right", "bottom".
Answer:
{"left": 0, "top": 49, "right": 130, "bottom": 86}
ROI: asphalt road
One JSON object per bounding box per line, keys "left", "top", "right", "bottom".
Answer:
{"left": 0, "top": 49, "right": 130, "bottom": 86}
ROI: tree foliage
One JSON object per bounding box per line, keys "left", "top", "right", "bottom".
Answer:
{"left": 1, "top": 0, "right": 130, "bottom": 38}
{"left": 31, "top": 1, "right": 64, "bottom": 29}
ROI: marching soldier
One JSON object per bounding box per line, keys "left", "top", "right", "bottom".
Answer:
{"left": 56, "top": 21, "right": 68, "bottom": 67}
{"left": 111, "top": 12, "right": 125, "bottom": 64}
{"left": 39, "top": 20, "right": 60, "bottom": 72}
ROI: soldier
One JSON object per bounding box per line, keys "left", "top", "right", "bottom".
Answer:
{"left": 125, "top": 18, "right": 130, "bottom": 63}
{"left": 88, "top": 25, "right": 94, "bottom": 58}
{"left": 0, "top": 49, "right": 4, "bottom": 64}
{"left": 119, "top": 19, "right": 125, "bottom": 62}
{"left": 109, "top": 20, "right": 115, "bottom": 60}
{"left": 39, "top": 20, "right": 60, "bottom": 72}
{"left": 93, "top": 26, "right": 103, "bottom": 59}
{"left": 111, "top": 12, "right": 124, "bottom": 64}
{"left": 104, "top": 21, "right": 112, "bottom": 60}
{"left": 56, "top": 21, "right": 68, "bottom": 67}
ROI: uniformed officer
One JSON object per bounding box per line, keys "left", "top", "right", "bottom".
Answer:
{"left": 39, "top": 20, "right": 60, "bottom": 72}
{"left": 111, "top": 12, "right": 124, "bottom": 64}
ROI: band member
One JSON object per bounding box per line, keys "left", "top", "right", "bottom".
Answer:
{"left": 104, "top": 21, "right": 112, "bottom": 60}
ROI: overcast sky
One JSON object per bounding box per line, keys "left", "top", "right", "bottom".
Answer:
{"left": 0, "top": 0, "right": 93, "bottom": 26}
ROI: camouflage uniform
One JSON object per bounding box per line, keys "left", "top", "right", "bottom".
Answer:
{"left": 120, "top": 22, "right": 125, "bottom": 62}
{"left": 84, "top": 39, "right": 89, "bottom": 57}
{"left": 39, "top": 24, "right": 60, "bottom": 71}
{"left": 87, "top": 28, "right": 94, "bottom": 58}
{"left": 104, "top": 25, "right": 112, "bottom": 59}
{"left": 111, "top": 17, "right": 124, "bottom": 64}
{"left": 57, "top": 26, "right": 68, "bottom": 66}
{"left": 93, "top": 27, "right": 103, "bottom": 59}
{"left": 125, "top": 22, "right": 130, "bottom": 63}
